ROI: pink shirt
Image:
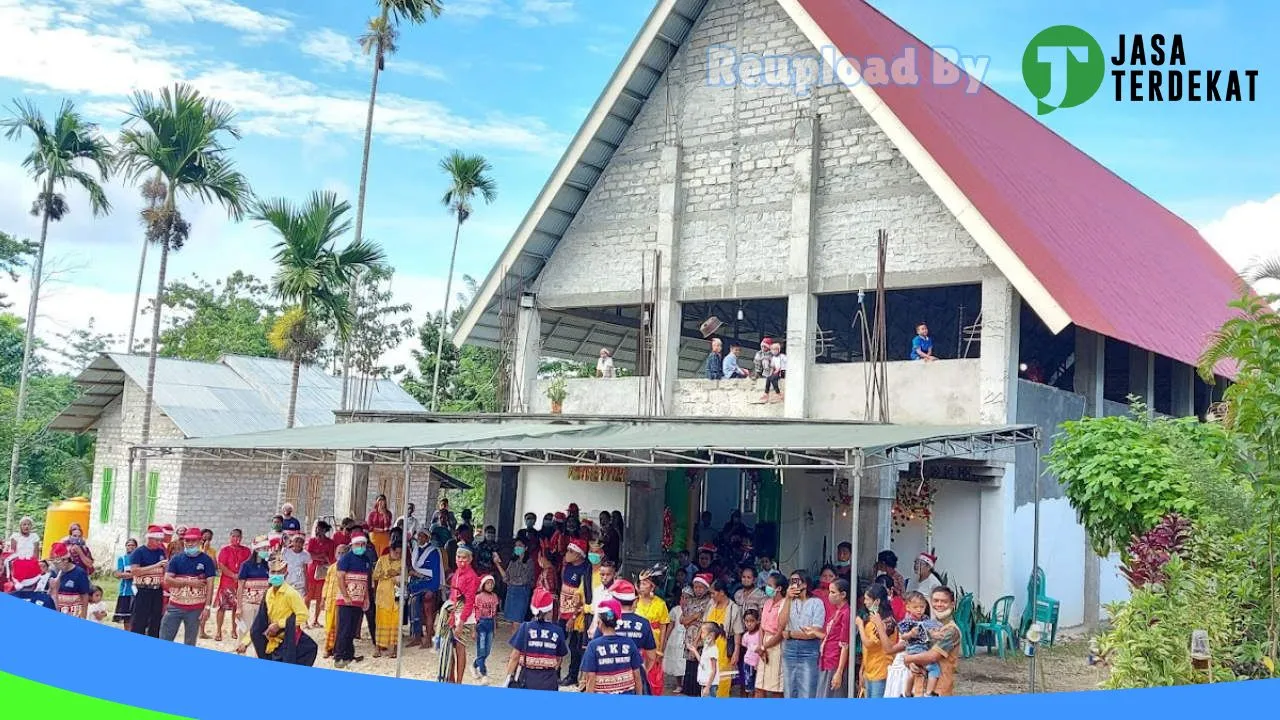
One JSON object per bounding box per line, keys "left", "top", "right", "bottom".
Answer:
{"left": 742, "top": 629, "right": 762, "bottom": 667}
{"left": 475, "top": 590, "right": 499, "bottom": 619}
{"left": 819, "top": 603, "right": 851, "bottom": 671}
{"left": 761, "top": 597, "right": 783, "bottom": 635}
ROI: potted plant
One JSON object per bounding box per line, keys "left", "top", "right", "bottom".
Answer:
{"left": 546, "top": 377, "right": 568, "bottom": 414}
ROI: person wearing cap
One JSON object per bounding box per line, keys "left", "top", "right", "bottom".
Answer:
{"left": 581, "top": 597, "right": 645, "bottom": 695}
{"left": 129, "top": 524, "right": 170, "bottom": 637}
{"left": 679, "top": 572, "right": 714, "bottom": 695}
{"left": 213, "top": 529, "right": 250, "bottom": 642}
{"left": 406, "top": 526, "right": 444, "bottom": 649}
{"left": 913, "top": 551, "right": 943, "bottom": 601}
{"left": 8, "top": 557, "right": 56, "bottom": 611}
{"left": 280, "top": 503, "right": 302, "bottom": 533}
{"left": 505, "top": 587, "right": 568, "bottom": 691}
{"left": 247, "top": 551, "right": 317, "bottom": 666}
{"left": 440, "top": 543, "right": 479, "bottom": 683}
{"left": 160, "top": 528, "right": 218, "bottom": 646}
{"left": 636, "top": 567, "right": 671, "bottom": 695}
{"left": 48, "top": 542, "right": 91, "bottom": 618}
{"left": 236, "top": 536, "right": 273, "bottom": 654}
{"left": 591, "top": 579, "right": 658, "bottom": 693}
{"left": 753, "top": 337, "right": 774, "bottom": 380}
{"left": 557, "top": 539, "right": 593, "bottom": 686}
{"left": 333, "top": 532, "right": 374, "bottom": 668}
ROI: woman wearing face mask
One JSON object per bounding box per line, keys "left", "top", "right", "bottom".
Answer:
{"left": 498, "top": 536, "right": 534, "bottom": 623}
{"left": 855, "top": 581, "right": 899, "bottom": 698}
{"left": 755, "top": 571, "right": 786, "bottom": 697}
{"left": 333, "top": 533, "right": 374, "bottom": 669}
{"left": 235, "top": 536, "right": 273, "bottom": 654}
{"left": 247, "top": 552, "right": 317, "bottom": 666}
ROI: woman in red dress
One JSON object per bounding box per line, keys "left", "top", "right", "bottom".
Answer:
{"left": 367, "top": 495, "right": 392, "bottom": 557}
{"left": 305, "top": 520, "right": 335, "bottom": 628}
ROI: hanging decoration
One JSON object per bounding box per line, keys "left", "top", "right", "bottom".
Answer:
{"left": 891, "top": 477, "right": 936, "bottom": 538}
{"left": 569, "top": 466, "right": 627, "bottom": 483}
{"left": 823, "top": 474, "right": 854, "bottom": 507}
{"left": 662, "top": 507, "right": 674, "bottom": 551}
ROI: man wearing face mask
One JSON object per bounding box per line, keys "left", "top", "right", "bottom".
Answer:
{"left": 129, "top": 525, "right": 170, "bottom": 637}
{"left": 516, "top": 512, "right": 540, "bottom": 551}
{"left": 236, "top": 536, "right": 273, "bottom": 654}
{"left": 334, "top": 533, "right": 374, "bottom": 669}
{"left": 474, "top": 525, "right": 499, "bottom": 575}
{"left": 835, "top": 542, "right": 853, "bottom": 584}
{"left": 248, "top": 551, "right": 317, "bottom": 666}
{"left": 160, "top": 528, "right": 218, "bottom": 646}
{"left": 406, "top": 527, "right": 444, "bottom": 649}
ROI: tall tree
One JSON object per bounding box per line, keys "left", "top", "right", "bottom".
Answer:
{"left": 158, "top": 272, "right": 278, "bottom": 361}
{"left": 116, "top": 83, "right": 251, "bottom": 537}
{"left": 430, "top": 151, "right": 496, "bottom": 411}
{"left": 341, "top": 0, "right": 444, "bottom": 410}
{"left": 255, "top": 191, "right": 386, "bottom": 428}
{"left": 0, "top": 231, "right": 37, "bottom": 311}
{"left": 1, "top": 99, "right": 113, "bottom": 536}
{"left": 127, "top": 174, "right": 166, "bottom": 353}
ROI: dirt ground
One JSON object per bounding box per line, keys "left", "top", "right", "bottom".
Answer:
{"left": 98, "top": 601, "right": 1106, "bottom": 695}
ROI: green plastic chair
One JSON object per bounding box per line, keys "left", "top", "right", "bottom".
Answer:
{"left": 954, "top": 593, "right": 977, "bottom": 658}
{"left": 1019, "top": 567, "right": 1060, "bottom": 646}
{"left": 976, "top": 595, "right": 1016, "bottom": 658}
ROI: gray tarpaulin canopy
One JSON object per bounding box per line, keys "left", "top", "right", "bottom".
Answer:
{"left": 131, "top": 416, "right": 1038, "bottom": 469}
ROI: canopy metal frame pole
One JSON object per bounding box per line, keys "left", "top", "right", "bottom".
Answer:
{"left": 126, "top": 449, "right": 136, "bottom": 540}
{"left": 845, "top": 452, "right": 863, "bottom": 695}
{"left": 1028, "top": 440, "right": 1043, "bottom": 693}
{"left": 395, "top": 452, "right": 412, "bottom": 679}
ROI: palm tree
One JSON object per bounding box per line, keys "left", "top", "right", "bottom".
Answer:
{"left": 1, "top": 99, "right": 113, "bottom": 536}
{"left": 116, "top": 83, "right": 251, "bottom": 536}
{"left": 430, "top": 151, "right": 496, "bottom": 411}
{"left": 126, "top": 173, "right": 166, "bottom": 353}
{"left": 255, "top": 191, "right": 387, "bottom": 427}
{"left": 341, "top": 0, "right": 444, "bottom": 411}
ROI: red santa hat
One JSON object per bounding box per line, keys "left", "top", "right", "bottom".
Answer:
{"left": 145, "top": 524, "right": 165, "bottom": 540}
{"left": 349, "top": 533, "right": 368, "bottom": 545}
{"left": 610, "top": 579, "right": 637, "bottom": 603}
{"left": 479, "top": 574, "right": 496, "bottom": 589}
{"left": 9, "top": 557, "right": 40, "bottom": 590}
{"left": 692, "top": 573, "right": 713, "bottom": 588}
{"left": 762, "top": 337, "right": 773, "bottom": 346}
{"left": 566, "top": 541, "right": 585, "bottom": 557}
{"left": 531, "top": 587, "right": 555, "bottom": 615}
{"left": 698, "top": 543, "right": 717, "bottom": 554}
{"left": 917, "top": 552, "right": 937, "bottom": 568}
{"left": 596, "top": 597, "right": 623, "bottom": 621}
{"left": 47, "top": 542, "right": 69, "bottom": 560}
{"left": 181, "top": 527, "right": 203, "bottom": 542}
{"left": 553, "top": 512, "right": 567, "bottom": 522}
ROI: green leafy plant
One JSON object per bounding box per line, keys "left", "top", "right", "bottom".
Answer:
{"left": 545, "top": 376, "right": 568, "bottom": 405}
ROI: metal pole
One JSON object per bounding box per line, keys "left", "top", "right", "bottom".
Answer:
{"left": 395, "top": 453, "right": 412, "bottom": 679}
{"left": 1029, "top": 438, "right": 1042, "bottom": 693}
{"left": 126, "top": 449, "right": 136, "bottom": 539}
{"left": 846, "top": 455, "right": 863, "bottom": 695}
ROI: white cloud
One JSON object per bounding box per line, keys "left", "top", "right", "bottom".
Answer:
{"left": 0, "top": 2, "right": 563, "bottom": 154}
{"left": 300, "top": 28, "right": 448, "bottom": 81}
{"left": 67, "top": 0, "right": 291, "bottom": 36}
{"left": 449, "top": 0, "right": 578, "bottom": 26}
{"left": 1198, "top": 192, "right": 1280, "bottom": 293}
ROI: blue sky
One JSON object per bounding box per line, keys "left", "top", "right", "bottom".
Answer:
{"left": 0, "top": 0, "right": 1275, "bottom": 372}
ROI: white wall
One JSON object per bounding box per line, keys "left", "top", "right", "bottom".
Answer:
{"left": 810, "top": 360, "right": 981, "bottom": 424}
{"left": 1009, "top": 496, "right": 1087, "bottom": 629}
{"left": 889, "top": 479, "right": 983, "bottom": 598}
{"left": 777, "top": 470, "right": 837, "bottom": 573}
{"left": 530, "top": 377, "right": 643, "bottom": 415}
{"left": 1099, "top": 552, "right": 1130, "bottom": 619}
{"left": 517, "top": 466, "right": 627, "bottom": 525}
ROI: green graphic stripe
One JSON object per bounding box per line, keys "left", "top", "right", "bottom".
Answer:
{"left": 1, "top": 671, "right": 192, "bottom": 718}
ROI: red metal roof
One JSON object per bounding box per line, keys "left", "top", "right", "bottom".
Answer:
{"left": 797, "top": 0, "right": 1243, "bottom": 371}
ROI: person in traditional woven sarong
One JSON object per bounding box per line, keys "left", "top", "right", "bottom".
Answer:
{"left": 248, "top": 551, "right": 318, "bottom": 667}
{"left": 372, "top": 539, "right": 404, "bottom": 658}
{"left": 236, "top": 536, "right": 273, "bottom": 655}
{"left": 129, "top": 525, "right": 169, "bottom": 638}
{"left": 504, "top": 587, "right": 568, "bottom": 691}
{"left": 213, "top": 529, "right": 250, "bottom": 641}
{"left": 49, "top": 542, "right": 91, "bottom": 619}
{"left": 160, "top": 528, "right": 218, "bottom": 646}
{"left": 322, "top": 544, "right": 348, "bottom": 658}
{"left": 557, "top": 540, "right": 593, "bottom": 687}
{"left": 334, "top": 533, "right": 374, "bottom": 669}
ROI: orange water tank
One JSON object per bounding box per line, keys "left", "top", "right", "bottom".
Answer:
{"left": 44, "top": 496, "right": 92, "bottom": 547}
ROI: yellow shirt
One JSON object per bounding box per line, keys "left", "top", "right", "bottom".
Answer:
{"left": 635, "top": 596, "right": 670, "bottom": 648}
{"left": 706, "top": 604, "right": 731, "bottom": 697}
{"left": 262, "top": 583, "right": 309, "bottom": 654}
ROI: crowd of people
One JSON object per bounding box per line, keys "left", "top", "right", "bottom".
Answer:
{"left": 3, "top": 499, "right": 958, "bottom": 698}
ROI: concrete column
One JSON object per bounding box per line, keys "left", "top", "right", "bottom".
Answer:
{"left": 481, "top": 465, "right": 503, "bottom": 530}
{"left": 333, "top": 451, "right": 355, "bottom": 520}
{"left": 510, "top": 299, "right": 541, "bottom": 413}
{"left": 979, "top": 275, "right": 1018, "bottom": 605}
{"left": 623, "top": 469, "right": 665, "bottom": 572}
{"left": 1073, "top": 329, "right": 1105, "bottom": 628}
{"left": 1171, "top": 362, "right": 1195, "bottom": 417}
{"left": 654, "top": 143, "right": 683, "bottom": 414}
{"left": 1128, "top": 345, "right": 1154, "bottom": 410}
{"left": 784, "top": 116, "right": 818, "bottom": 419}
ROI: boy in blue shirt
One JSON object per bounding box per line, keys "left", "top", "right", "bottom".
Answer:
{"left": 911, "top": 323, "right": 936, "bottom": 361}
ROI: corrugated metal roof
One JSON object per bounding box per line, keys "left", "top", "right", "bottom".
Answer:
{"left": 49, "top": 353, "right": 424, "bottom": 437}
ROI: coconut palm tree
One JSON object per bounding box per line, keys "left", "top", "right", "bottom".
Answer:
{"left": 1, "top": 99, "right": 113, "bottom": 536}
{"left": 341, "top": 0, "right": 444, "bottom": 410}
{"left": 126, "top": 173, "right": 166, "bottom": 353}
{"left": 430, "top": 151, "right": 496, "bottom": 410}
{"left": 116, "top": 83, "right": 250, "bottom": 535}
{"left": 255, "top": 191, "right": 387, "bottom": 427}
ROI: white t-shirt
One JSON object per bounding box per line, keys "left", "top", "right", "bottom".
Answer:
{"left": 9, "top": 531, "right": 39, "bottom": 559}
{"left": 773, "top": 354, "right": 788, "bottom": 373}
{"left": 697, "top": 644, "right": 720, "bottom": 689}
{"left": 914, "top": 573, "right": 942, "bottom": 600}
{"left": 282, "top": 548, "right": 311, "bottom": 591}
{"left": 88, "top": 601, "right": 109, "bottom": 622}
{"left": 597, "top": 356, "right": 615, "bottom": 378}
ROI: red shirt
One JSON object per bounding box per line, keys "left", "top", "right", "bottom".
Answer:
{"left": 819, "top": 603, "right": 851, "bottom": 671}
{"left": 331, "top": 531, "right": 350, "bottom": 548}
{"left": 306, "top": 536, "right": 335, "bottom": 565}
{"left": 450, "top": 565, "right": 479, "bottom": 623}
{"left": 366, "top": 510, "right": 391, "bottom": 533}
{"left": 216, "top": 544, "right": 251, "bottom": 591}
{"left": 475, "top": 590, "right": 499, "bottom": 619}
